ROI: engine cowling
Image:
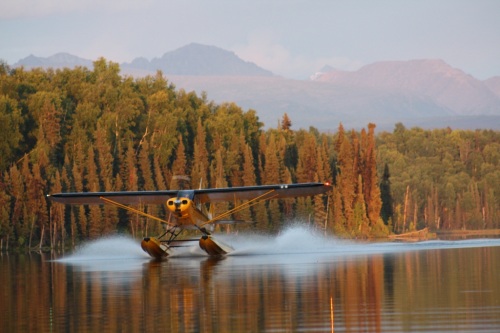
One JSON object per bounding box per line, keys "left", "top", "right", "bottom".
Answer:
{"left": 166, "top": 197, "right": 193, "bottom": 218}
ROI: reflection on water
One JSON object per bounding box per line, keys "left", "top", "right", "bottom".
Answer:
{"left": 1, "top": 227, "right": 500, "bottom": 332}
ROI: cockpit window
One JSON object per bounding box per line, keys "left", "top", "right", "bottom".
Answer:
{"left": 176, "top": 190, "right": 195, "bottom": 200}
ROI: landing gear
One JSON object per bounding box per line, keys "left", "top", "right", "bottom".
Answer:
{"left": 141, "top": 237, "right": 168, "bottom": 259}
{"left": 141, "top": 226, "right": 183, "bottom": 259}
{"left": 197, "top": 227, "right": 234, "bottom": 256}
{"left": 199, "top": 235, "right": 233, "bottom": 256}
{"left": 141, "top": 226, "right": 234, "bottom": 259}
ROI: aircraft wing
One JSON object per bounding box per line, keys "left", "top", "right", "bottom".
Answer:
{"left": 192, "top": 182, "right": 331, "bottom": 203}
{"left": 48, "top": 182, "right": 331, "bottom": 205}
{"left": 47, "top": 190, "right": 178, "bottom": 205}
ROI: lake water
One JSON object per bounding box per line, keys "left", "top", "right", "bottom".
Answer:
{"left": 2, "top": 226, "right": 500, "bottom": 332}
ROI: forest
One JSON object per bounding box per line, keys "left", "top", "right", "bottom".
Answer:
{"left": 0, "top": 59, "right": 499, "bottom": 250}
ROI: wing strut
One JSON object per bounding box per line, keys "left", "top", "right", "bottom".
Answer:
{"left": 99, "top": 196, "right": 176, "bottom": 227}
{"left": 201, "top": 189, "right": 278, "bottom": 227}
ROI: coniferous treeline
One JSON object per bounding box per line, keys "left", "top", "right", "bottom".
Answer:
{"left": 0, "top": 59, "right": 499, "bottom": 250}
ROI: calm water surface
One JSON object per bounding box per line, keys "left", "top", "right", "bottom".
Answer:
{"left": 2, "top": 227, "right": 500, "bottom": 332}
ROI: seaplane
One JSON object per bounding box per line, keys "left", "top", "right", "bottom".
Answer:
{"left": 48, "top": 182, "right": 332, "bottom": 259}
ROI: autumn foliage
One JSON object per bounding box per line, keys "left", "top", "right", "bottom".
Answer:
{"left": 0, "top": 59, "right": 499, "bottom": 250}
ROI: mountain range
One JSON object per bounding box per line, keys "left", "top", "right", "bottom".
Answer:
{"left": 12, "top": 43, "right": 500, "bottom": 131}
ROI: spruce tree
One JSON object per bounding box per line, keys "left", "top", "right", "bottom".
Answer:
{"left": 380, "top": 163, "right": 394, "bottom": 225}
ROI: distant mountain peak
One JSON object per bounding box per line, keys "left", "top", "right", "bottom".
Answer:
{"left": 14, "top": 52, "right": 92, "bottom": 68}
{"left": 311, "top": 58, "right": 500, "bottom": 116}
{"left": 174, "top": 42, "right": 228, "bottom": 53}
{"left": 124, "top": 43, "right": 274, "bottom": 76}
{"left": 310, "top": 64, "right": 337, "bottom": 80}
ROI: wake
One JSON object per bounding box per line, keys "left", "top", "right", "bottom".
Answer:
{"left": 56, "top": 235, "right": 149, "bottom": 263}
{"left": 55, "top": 226, "right": 500, "bottom": 262}
{"left": 221, "top": 225, "right": 500, "bottom": 257}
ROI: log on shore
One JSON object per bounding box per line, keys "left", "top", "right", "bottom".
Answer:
{"left": 389, "top": 227, "right": 429, "bottom": 241}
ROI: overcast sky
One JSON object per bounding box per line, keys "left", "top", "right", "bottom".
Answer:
{"left": 1, "top": 0, "right": 499, "bottom": 79}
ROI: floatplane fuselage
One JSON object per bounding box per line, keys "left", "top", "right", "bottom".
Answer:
{"left": 144, "top": 189, "right": 235, "bottom": 258}
{"left": 48, "top": 182, "right": 332, "bottom": 259}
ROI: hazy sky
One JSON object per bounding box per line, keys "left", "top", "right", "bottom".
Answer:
{"left": 1, "top": 0, "right": 499, "bottom": 79}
